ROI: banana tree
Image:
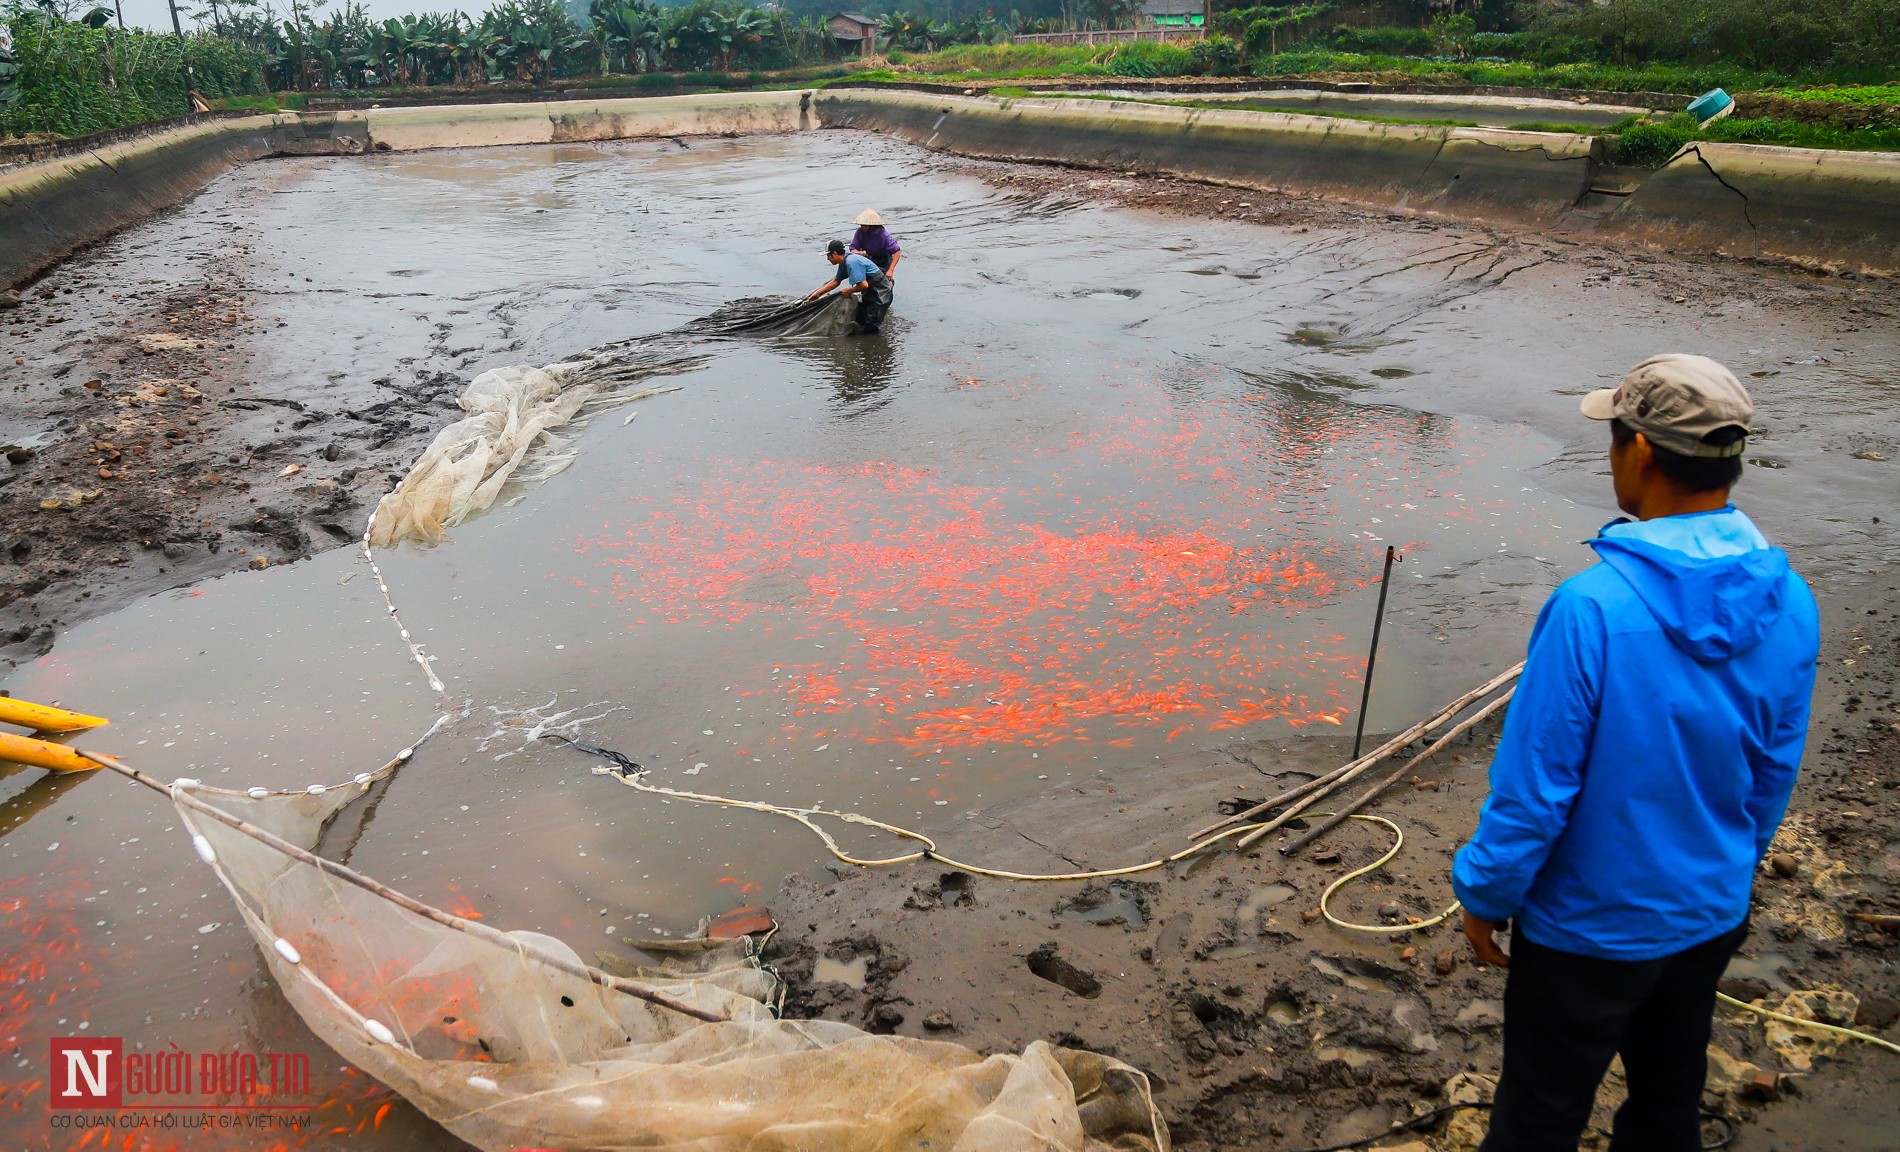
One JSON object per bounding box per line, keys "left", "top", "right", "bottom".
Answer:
{"left": 0, "top": 40, "right": 17, "bottom": 114}
{"left": 590, "top": 1, "right": 661, "bottom": 73}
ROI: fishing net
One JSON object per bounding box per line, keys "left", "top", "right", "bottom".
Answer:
{"left": 684, "top": 293, "right": 864, "bottom": 338}
{"left": 368, "top": 295, "right": 862, "bottom": 547}
{"left": 166, "top": 759, "right": 1168, "bottom": 1152}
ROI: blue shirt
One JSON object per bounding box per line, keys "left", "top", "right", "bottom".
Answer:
{"left": 834, "top": 252, "right": 881, "bottom": 286}
{"left": 1451, "top": 507, "right": 1818, "bottom": 961}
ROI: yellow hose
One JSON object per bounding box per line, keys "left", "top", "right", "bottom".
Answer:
{"left": 594, "top": 762, "right": 1458, "bottom": 935}
{"left": 594, "top": 761, "right": 1900, "bottom": 1054}
{"left": 1715, "top": 993, "right": 1900, "bottom": 1056}
{"left": 1315, "top": 813, "right": 1463, "bottom": 933}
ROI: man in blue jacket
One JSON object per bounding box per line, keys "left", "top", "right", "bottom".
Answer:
{"left": 1452, "top": 354, "right": 1818, "bottom": 1152}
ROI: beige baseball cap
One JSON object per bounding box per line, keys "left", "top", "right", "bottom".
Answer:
{"left": 1581, "top": 353, "right": 1753, "bottom": 458}
{"left": 854, "top": 208, "right": 885, "bottom": 227}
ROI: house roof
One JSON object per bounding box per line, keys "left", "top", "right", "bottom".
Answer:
{"left": 831, "top": 12, "right": 876, "bottom": 23}
{"left": 1139, "top": 0, "right": 1201, "bottom": 12}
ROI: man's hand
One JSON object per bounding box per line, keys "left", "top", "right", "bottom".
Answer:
{"left": 1463, "top": 911, "right": 1511, "bottom": 968}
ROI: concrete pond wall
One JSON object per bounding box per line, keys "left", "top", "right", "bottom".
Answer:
{"left": 4, "top": 87, "right": 1898, "bottom": 289}
{"left": 1, "top": 114, "right": 282, "bottom": 290}
{"left": 815, "top": 89, "right": 1606, "bottom": 231}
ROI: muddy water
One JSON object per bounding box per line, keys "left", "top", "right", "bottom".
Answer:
{"left": 3, "top": 131, "right": 1897, "bottom": 1149}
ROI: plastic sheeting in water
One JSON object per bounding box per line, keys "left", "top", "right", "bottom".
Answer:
{"left": 368, "top": 295, "right": 864, "bottom": 547}
{"left": 170, "top": 764, "right": 1168, "bottom": 1152}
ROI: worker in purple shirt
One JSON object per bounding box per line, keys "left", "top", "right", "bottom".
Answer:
{"left": 850, "top": 208, "right": 902, "bottom": 280}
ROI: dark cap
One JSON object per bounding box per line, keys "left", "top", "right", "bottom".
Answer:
{"left": 1581, "top": 354, "right": 1753, "bottom": 458}
{"left": 826, "top": 239, "right": 846, "bottom": 256}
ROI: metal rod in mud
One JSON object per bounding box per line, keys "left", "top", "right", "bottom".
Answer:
{"left": 1350, "top": 546, "right": 1399, "bottom": 762}
{"left": 1191, "top": 660, "right": 1525, "bottom": 842}
{"left": 1279, "top": 687, "right": 1515, "bottom": 856}
{"left": 76, "top": 750, "right": 729, "bottom": 1025}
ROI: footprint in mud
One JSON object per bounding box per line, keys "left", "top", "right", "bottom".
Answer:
{"left": 940, "top": 872, "right": 976, "bottom": 908}
{"left": 1055, "top": 881, "right": 1152, "bottom": 930}
{"left": 1069, "top": 288, "right": 1142, "bottom": 300}
{"left": 1371, "top": 367, "right": 1417, "bottom": 379}
{"left": 1027, "top": 943, "right": 1103, "bottom": 999}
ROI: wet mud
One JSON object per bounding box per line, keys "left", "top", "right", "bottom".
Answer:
{"left": 0, "top": 168, "right": 464, "bottom": 668}
{"left": 1, "top": 131, "right": 1897, "bottom": 1151}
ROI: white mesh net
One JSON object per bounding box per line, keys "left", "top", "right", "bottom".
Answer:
{"left": 168, "top": 765, "right": 1167, "bottom": 1152}
{"left": 367, "top": 295, "right": 865, "bottom": 547}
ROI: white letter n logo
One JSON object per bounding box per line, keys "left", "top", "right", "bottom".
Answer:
{"left": 61, "top": 1048, "right": 111, "bottom": 1098}
{"left": 49, "top": 1037, "right": 120, "bottom": 1109}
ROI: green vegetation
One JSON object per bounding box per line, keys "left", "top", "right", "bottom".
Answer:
{"left": 1610, "top": 111, "right": 1900, "bottom": 165}
{"left": 207, "top": 92, "right": 286, "bottom": 112}
{"left": 1506, "top": 118, "right": 1641, "bottom": 135}
{"left": 1777, "top": 85, "right": 1900, "bottom": 105}
{"left": 893, "top": 0, "right": 1900, "bottom": 102}
{"left": 1, "top": 8, "right": 267, "bottom": 138}
{"left": 904, "top": 43, "right": 1122, "bottom": 76}
{"left": 1245, "top": 50, "right": 1811, "bottom": 96}
{"left": 5, "top": 0, "right": 1897, "bottom": 147}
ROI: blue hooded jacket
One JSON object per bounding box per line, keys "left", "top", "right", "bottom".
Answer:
{"left": 1451, "top": 507, "right": 1818, "bottom": 961}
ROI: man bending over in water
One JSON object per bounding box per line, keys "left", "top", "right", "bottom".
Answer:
{"left": 805, "top": 239, "right": 893, "bottom": 335}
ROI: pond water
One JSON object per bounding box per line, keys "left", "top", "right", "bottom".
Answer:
{"left": 3, "top": 131, "right": 1894, "bottom": 1149}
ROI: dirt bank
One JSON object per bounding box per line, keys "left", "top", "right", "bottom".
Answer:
{"left": 764, "top": 575, "right": 1900, "bottom": 1151}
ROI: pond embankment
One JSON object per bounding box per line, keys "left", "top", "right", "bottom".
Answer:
{"left": 4, "top": 88, "right": 1899, "bottom": 290}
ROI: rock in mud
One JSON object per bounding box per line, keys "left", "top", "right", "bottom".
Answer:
{"left": 1742, "top": 1068, "right": 1783, "bottom": 1101}
{"left": 1719, "top": 976, "right": 1771, "bottom": 1003}
{"left": 870, "top": 1003, "right": 905, "bottom": 1031}
{"left": 923, "top": 1009, "right": 955, "bottom": 1031}
{"left": 1853, "top": 992, "right": 1899, "bottom": 1030}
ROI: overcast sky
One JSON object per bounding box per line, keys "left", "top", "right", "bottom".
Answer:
{"left": 108, "top": 0, "right": 488, "bottom": 33}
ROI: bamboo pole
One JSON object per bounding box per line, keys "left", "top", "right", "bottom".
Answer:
{"left": 1276, "top": 687, "right": 1515, "bottom": 857}
{"left": 1233, "top": 670, "right": 1520, "bottom": 852}
{"left": 1192, "top": 661, "right": 1523, "bottom": 842}
{"left": 78, "top": 750, "right": 728, "bottom": 1024}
